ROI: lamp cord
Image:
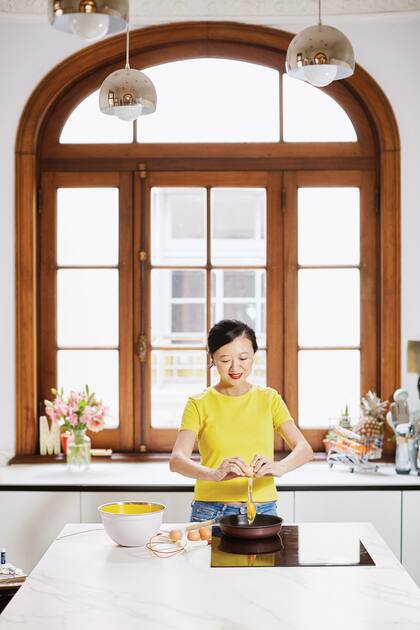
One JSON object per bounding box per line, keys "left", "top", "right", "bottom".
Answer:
{"left": 125, "top": 24, "right": 130, "bottom": 69}
{"left": 318, "top": 0, "right": 322, "bottom": 25}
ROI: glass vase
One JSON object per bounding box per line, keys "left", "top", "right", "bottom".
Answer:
{"left": 66, "top": 429, "right": 91, "bottom": 471}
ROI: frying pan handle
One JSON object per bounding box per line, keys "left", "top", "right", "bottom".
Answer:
{"left": 185, "top": 518, "right": 215, "bottom": 531}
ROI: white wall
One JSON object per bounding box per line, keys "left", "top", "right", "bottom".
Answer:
{"left": 1, "top": 14, "right": 420, "bottom": 460}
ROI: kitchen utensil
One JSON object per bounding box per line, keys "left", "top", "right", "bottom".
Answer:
{"left": 247, "top": 477, "right": 256, "bottom": 525}
{"left": 185, "top": 519, "right": 215, "bottom": 532}
{"left": 218, "top": 513, "right": 283, "bottom": 539}
{"left": 147, "top": 519, "right": 215, "bottom": 558}
{"left": 218, "top": 534, "right": 284, "bottom": 555}
{"left": 98, "top": 501, "right": 166, "bottom": 547}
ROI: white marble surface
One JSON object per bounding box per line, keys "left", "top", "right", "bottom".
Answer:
{"left": 1, "top": 522, "right": 420, "bottom": 629}
{"left": 1, "top": 461, "right": 420, "bottom": 488}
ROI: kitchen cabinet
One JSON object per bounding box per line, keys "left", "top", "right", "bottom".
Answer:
{"left": 81, "top": 491, "right": 194, "bottom": 523}
{"left": 0, "top": 491, "right": 80, "bottom": 573}
{"left": 294, "top": 490, "right": 401, "bottom": 559}
{"left": 402, "top": 491, "right": 420, "bottom": 586}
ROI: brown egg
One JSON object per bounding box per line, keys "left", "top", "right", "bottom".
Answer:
{"left": 169, "top": 529, "right": 182, "bottom": 541}
{"left": 198, "top": 527, "right": 212, "bottom": 541}
{"left": 187, "top": 530, "right": 201, "bottom": 541}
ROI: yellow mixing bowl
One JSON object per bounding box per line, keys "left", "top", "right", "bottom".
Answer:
{"left": 98, "top": 501, "right": 166, "bottom": 547}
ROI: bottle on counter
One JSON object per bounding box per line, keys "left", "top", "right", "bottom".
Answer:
{"left": 339, "top": 404, "right": 352, "bottom": 429}
{"left": 395, "top": 423, "right": 412, "bottom": 475}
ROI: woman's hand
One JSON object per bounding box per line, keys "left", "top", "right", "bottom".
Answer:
{"left": 211, "top": 457, "right": 253, "bottom": 481}
{"left": 251, "top": 454, "right": 286, "bottom": 478}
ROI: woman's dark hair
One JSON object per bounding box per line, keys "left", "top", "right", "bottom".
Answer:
{"left": 207, "top": 319, "right": 258, "bottom": 355}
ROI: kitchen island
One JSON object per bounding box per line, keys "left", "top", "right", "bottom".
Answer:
{"left": 2, "top": 461, "right": 420, "bottom": 586}
{"left": 0, "top": 522, "right": 419, "bottom": 629}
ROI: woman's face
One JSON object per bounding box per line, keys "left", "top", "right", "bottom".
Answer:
{"left": 212, "top": 335, "right": 255, "bottom": 385}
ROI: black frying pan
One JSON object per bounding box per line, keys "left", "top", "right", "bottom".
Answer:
{"left": 218, "top": 514, "right": 283, "bottom": 539}
{"left": 218, "top": 534, "right": 284, "bottom": 555}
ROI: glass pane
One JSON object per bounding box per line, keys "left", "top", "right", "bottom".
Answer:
{"left": 57, "top": 270, "right": 118, "bottom": 347}
{"left": 212, "top": 270, "right": 266, "bottom": 346}
{"left": 57, "top": 350, "right": 119, "bottom": 428}
{"left": 172, "top": 270, "right": 204, "bottom": 298}
{"left": 283, "top": 74, "right": 357, "bottom": 142}
{"left": 211, "top": 189, "right": 266, "bottom": 265}
{"left": 57, "top": 188, "right": 119, "bottom": 266}
{"left": 299, "top": 269, "right": 360, "bottom": 347}
{"left": 151, "top": 188, "right": 206, "bottom": 266}
{"left": 138, "top": 59, "right": 279, "bottom": 142}
{"left": 223, "top": 270, "right": 255, "bottom": 297}
{"left": 210, "top": 350, "right": 266, "bottom": 387}
{"left": 151, "top": 350, "right": 206, "bottom": 428}
{"left": 151, "top": 270, "right": 206, "bottom": 346}
{"left": 298, "top": 350, "right": 360, "bottom": 427}
{"left": 298, "top": 188, "right": 360, "bottom": 265}
{"left": 60, "top": 90, "right": 133, "bottom": 143}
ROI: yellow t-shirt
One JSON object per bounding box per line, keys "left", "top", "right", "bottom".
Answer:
{"left": 180, "top": 385, "right": 292, "bottom": 502}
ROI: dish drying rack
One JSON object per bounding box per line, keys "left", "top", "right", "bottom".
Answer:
{"left": 326, "top": 426, "right": 383, "bottom": 473}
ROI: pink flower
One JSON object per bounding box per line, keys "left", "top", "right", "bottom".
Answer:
{"left": 54, "top": 400, "right": 69, "bottom": 419}
{"left": 86, "top": 416, "right": 105, "bottom": 432}
{"left": 44, "top": 386, "right": 107, "bottom": 434}
{"left": 67, "top": 412, "right": 78, "bottom": 427}
{"left": 80, "top": 405, "right": 105, "bottom": 432}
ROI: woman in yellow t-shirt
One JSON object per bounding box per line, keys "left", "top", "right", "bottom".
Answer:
{"left": 169, "top": 319, "right": 313, "bottom": 522}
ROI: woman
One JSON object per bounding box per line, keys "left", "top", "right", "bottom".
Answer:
{"left": 170, "top": 319, "right": 313, "bottom": 522}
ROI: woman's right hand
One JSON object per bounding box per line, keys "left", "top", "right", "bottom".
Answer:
{"left": 211, "top": 457, "right": 253, "bottom": 481}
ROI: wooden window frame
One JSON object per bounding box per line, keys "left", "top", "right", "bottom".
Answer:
{"left": 283, "top": 170, "right": 378, "bottom": 450}
{"left": 15, "top": 22, "right": 400, "bottom": 457}
{"left": 38, "top": 172, "right": 134, "bottom": 451}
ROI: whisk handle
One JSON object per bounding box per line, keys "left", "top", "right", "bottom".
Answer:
{"left": 185, "top": 518, "right": 215, "bottom": 531}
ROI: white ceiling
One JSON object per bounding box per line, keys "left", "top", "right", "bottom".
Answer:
{"left": 1, "top": 0, "right": 420, "bottom": 23}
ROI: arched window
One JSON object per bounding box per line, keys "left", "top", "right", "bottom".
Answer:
{"left": 15, "top": 22, "right": 400, "bottom": 457}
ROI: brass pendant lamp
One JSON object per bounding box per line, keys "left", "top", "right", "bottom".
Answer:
{"left": 49, "top": 0, "right": 128, "bottom": 42}
{"left": 286, "top": 0, "right": 355, "bottom": 87}
{"left": 99, "top": 25, "right": 157, "bottom": 122}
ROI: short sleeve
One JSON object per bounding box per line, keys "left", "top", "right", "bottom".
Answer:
{"left": 180, "top": 398, "right": 201, "bottom": 435}
{"left": 271, "top": 392, "right": 292, "bottom": 431}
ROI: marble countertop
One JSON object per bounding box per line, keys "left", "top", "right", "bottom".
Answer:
{"left": 1, "top": 522, "right": 420, "bottom": 629}
{"left": 1, "top": 461, "right": 420, "bottom": 490}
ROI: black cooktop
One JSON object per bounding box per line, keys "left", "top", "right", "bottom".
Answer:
{"left": 210, "top": 525, "right": 375, "bottom": 568}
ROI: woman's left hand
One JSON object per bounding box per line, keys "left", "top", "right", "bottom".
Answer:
{"left": 251, "top": 455, "right": 286, "bottom": 478}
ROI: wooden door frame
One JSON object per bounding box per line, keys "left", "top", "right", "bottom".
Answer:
{"left": 15, "top": 21, "right": 400, "bottom": 455}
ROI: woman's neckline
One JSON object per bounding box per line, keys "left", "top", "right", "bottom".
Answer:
{"left": 210, "top": 384, "right": 256, "bottom": 399}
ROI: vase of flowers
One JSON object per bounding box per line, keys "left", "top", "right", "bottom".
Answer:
{"left": 45, "top": 385, "right": 108, "bottom": 471}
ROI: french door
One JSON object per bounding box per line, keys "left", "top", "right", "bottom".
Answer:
{"left": 134, "top": 171, "right": 284, "bottom": 451}
{"left": 135, "top": 169, "right": 376, "bottom": 451}
{"left": 39, "top": 168, "right": 376, "bottom": 452}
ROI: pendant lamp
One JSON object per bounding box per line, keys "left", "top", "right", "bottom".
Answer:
{"left": 99, "top": 26, "right": 157, "bottom": 122}
{"left": 49, "top": 1, "right": 128, "bottom": 42}
{"left": 286, "top": 0, "right": 355, "bottom": 87}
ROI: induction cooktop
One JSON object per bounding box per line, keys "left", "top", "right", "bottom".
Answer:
{"left": 210, "top": 525, "right": 375, "bottom": 568}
